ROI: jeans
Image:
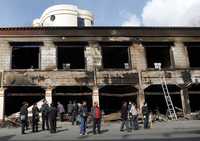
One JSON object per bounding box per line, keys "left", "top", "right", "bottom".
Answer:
{"left": 80, "top": 117, "right": 87, "bottom": 134}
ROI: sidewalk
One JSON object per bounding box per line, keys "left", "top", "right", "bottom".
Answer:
{"left": 0, "top": 120, "right": 200, "bottom": 140}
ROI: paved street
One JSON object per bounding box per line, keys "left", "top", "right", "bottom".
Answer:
{"left": 0, "top": 120, "right": 200, "bottom": 141}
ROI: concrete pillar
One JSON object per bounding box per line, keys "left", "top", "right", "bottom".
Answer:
{"left": 92, "top": 86, "right": 99, "bottom": 106}
{"left": 0, "top": 40, "right": 11, "bottom": 70}
{"left": 172, "top": 41, "right": 190, "bottom": 68}
{"left": 86, "top": 42, "right": 102, "bottom": 71}
{"left": 130, "top": 43, "right": 147, "bottom": 70}
{"left": 180, "top": 88, "right": 191, "bottom": 115}
{"left": 0, "top": 88, "right": 5, "bottom": 121}
{"left": 45, "top": 87, "right": 53, "bottom": 105}
{"left": 137, "top": 88, "right": 145, "bottom": 112}
{"left": 41, "top": 40, "right": 57, "bottom": 70}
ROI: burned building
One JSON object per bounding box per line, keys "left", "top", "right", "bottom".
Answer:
{"left": 0, "top": 26, "right": 200, "bottom": 120}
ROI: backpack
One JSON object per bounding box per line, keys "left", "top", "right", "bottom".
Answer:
{"left": 95, "top": 107, "right": 101, "bottom": 119}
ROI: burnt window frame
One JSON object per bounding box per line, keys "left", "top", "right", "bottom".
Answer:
{"left": 185, "top": 42, "right": 200, "bottom": 68}
{"left": 143, "top": 42, "right": 174, "bottom": 70}
{"left": 56, "top": 43, "right": 86, "bottom": 70}
{"left": 10, "top": 42, "right": 42, "bottom": 70}
{"left": 100, "top": 43, "right": 132, "bottom": 70}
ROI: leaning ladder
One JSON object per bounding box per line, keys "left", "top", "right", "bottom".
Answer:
{"left": 160, "top": 73, "right": 177, "bottom": 120}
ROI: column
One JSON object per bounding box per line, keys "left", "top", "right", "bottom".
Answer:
{"left": 45, "top": 87, "right": 53, "bottom": 105}
{"left": 130, "top": 43, "right": 147, "bottom": 70}
{"left": 92, "top": 86, "right": 100, "bottom": 106}
{"left": 41, "top": 40, "right": 57, "bottom": 70}
{"left": 180, "top": 88, "right": 191, "bottom": 115}
{"left": 0, "top": 40, "right": 11, "bottom": 70}
{"left": 172, "top": 41, "right": 190, "bottom": 68}
{"left": 0, "top": 88, "right": 5, "bottom": 121}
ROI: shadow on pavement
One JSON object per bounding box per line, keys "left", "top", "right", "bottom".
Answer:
{"left": 0, "top": 135, "right": 15, "bottom": 141}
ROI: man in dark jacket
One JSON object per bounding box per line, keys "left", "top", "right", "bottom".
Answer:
{"left": 20, "top": 102, "right": 28, "bottom": 134}
{"left": 40, "top": 100, "right": 49, "bottom": 130}
{"left": 32, "top": 103, "right": 40, "bottom": 132}
{"left": 91, "top": 102, "right": 101, "bottom": 134}
{"left": 48, "top": 103, "right": 57, "bottom": 133}
{"left": 120, "top": 101, "right": 130, "bottom": 132}
{"left": 142, "top": 102, "right": 149, "bottom": 129}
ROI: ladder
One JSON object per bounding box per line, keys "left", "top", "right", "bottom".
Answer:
{"left": 160, "top": 73, "right": 177, "bottom": 120}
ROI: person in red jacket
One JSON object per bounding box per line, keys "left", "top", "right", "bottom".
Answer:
{"left": 91, "top": 102, "right": 101, "bottom": 134}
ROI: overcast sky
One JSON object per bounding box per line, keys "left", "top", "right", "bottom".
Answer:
{"left": 0, "top": 0, "right": 199, "bottom": 27}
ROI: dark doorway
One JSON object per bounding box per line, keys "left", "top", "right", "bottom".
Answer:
{"left": 99, "top": 85, "right": 137, "bottom": 114}
{"left": 5, "top": 86, "right": 44, "bottom": 116}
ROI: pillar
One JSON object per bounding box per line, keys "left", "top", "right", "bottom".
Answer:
{"left": 0, "top": 88, "right": 5, "bottom": 121}
{"left": 172, "top": 41, "right": 190, "bottom": 68}
{"left": 0, "top": 40, "right": 11, "bottom": 70}
{"left": 130, "top": 43, "right": 147, "bottom": 70}
{"left": 45, "top": 87, "right": 53, "bottom": 105}
{"left": 137, "top": 88, "right": 145, "bottom": 111}
{"left": 180, "top": 88, "right": 191, "bottom": 115}
{"left": 92, "top": 86, "right": 99, "bottom": 106}
{"left": 41, "top": 40, "right": 57, "bottom": 70}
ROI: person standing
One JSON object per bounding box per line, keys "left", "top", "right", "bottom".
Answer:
{"left": 20, "top": 102, "right": 28, "bottom": 134}
{"left": 71, "top": 102, "right": 79, "bottom": 125}
{"left": 120, "top": 102, "right": 130, "bottom": 132}
{"left": 142, "top": 102, "right": 149, "bottom": 129}
{"left": 91, "top": 102, "right": 101, "bottom": 134}
{"left": 48, "top": 103, "right": 57, "bottom": 133}
{"left": 32, "top": 103, "right": 40, "bottom": 132}
{"left": 57, "top": 102, "right": 65, "bottom": 122}
{"left": 130, "top": 103, "right": 139, "bottom": 130}
{"left": 79, "top": 101, "right": 88, "bottom": 136}
{"left": 40, "top": 100, "right": 50, "bottom": 130}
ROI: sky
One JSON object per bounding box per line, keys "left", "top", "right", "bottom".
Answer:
{"left": 0, "top": 0, "right": 200, "bottom": 27}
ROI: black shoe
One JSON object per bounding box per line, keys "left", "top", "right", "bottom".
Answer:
{"left": 120, "top": 129, "right": 124, "bottom": 132}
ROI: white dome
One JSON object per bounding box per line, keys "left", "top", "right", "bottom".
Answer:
{"left": 33, "top": 4, "right": 94, "bottom": 27}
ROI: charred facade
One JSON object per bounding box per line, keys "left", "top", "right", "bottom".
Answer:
{"left": 1, "top": 27, "right": 200, "bottom": 120}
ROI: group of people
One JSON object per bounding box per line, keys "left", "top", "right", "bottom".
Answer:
{"left": 20, "top": 100, "right": 150, "bottom": 135}
{"left": 19, "top": 100, "right": 102, "bottom": 136}
{"left": 19, "top": 100, "right": 57, "bottom": 134}
{"left": 120, "top": 101, "right": 150, "bottom": 132}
